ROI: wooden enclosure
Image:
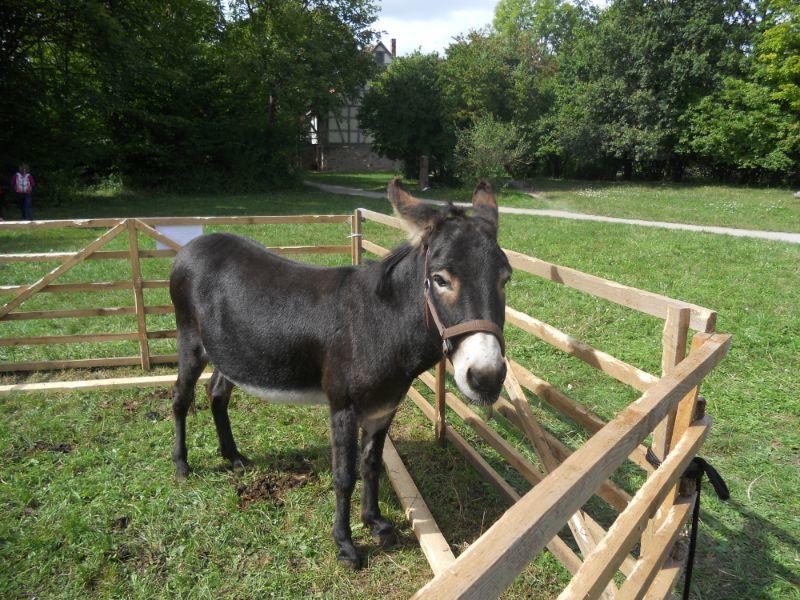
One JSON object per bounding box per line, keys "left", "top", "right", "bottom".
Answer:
{"left": 0, "top": 210, "right": 730, "bottom": 599}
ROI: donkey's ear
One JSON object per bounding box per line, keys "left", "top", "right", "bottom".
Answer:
{"left": 388, "top": 178, "right": 438, "bottom": 241}
{"left": 472, "top": 180, "right": 498, "bottom": 232}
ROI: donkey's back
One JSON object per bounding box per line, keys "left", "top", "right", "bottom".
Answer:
{"left": 170, "top": 232, "right": 350, "bottom": 396}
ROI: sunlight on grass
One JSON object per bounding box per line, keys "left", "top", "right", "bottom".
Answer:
{"left": 1, "top": 185, "right": 797, "bottom": 599}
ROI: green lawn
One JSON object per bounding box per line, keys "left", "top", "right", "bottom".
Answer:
{"left": 1, "top": 186, "right": 798, "bottom": 599}
{"left": 306, "top": 171, "right": 800, "bottom": 233}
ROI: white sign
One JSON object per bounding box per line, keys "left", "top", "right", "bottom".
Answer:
{"left": 155, "top": 225, "right": 204, "bottom": 250}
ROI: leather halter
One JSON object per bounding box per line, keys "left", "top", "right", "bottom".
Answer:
{"left": 423, "top": 248, "right": 506, "bottom": 358}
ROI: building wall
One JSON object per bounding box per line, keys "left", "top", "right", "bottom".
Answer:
{"left": 323, "top": 144, "right": 398, "bottom": 172}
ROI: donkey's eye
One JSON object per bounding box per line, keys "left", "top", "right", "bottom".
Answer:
{"left": 432, "top": 274, "right": 450, "bottom": 288}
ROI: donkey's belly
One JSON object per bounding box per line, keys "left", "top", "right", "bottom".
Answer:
{"left": 226, "top": 377, "right": 328, "bottom": 405}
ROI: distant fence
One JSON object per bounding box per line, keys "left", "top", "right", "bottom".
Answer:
{"left": 0, "top": 215, "right": 354, "bottom": 372}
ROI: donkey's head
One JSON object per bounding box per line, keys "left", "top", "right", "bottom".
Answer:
{"left": 388, "top": 178, "right": 511, "bottom": 405}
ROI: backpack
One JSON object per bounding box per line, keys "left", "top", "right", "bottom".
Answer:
{"left": 15, "top": 173, "right": 31, "bottom": 194}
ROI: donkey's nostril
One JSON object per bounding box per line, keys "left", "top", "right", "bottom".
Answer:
{"left": 467, "top": 366, "right": 503, "bottom": 394}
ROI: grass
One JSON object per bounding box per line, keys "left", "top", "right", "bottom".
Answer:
{"left": 1, "top": 185, "right": 798, "bottom": 599}
{"left": 306, "top": 171, "right": 800, "bottom": 233}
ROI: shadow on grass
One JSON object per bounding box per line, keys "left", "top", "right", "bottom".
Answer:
{"left": 686, "top": 500, "right": 800, "bottom": 599}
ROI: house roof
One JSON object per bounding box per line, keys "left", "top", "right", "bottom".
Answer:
{"left": 372, "top": 41, "right": 392, "bottom": 57}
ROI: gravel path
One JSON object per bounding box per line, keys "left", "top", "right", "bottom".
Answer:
{"left": 305, "top": 181, "right": 800, "bottom": 244}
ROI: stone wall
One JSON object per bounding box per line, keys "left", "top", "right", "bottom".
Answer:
{"left": 318, "top": 144, "right": 399, "bottom": 172}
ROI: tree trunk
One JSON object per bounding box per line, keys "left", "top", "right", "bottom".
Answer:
{"left": 623, "top": 159, "right": 633, "bottom": 181}
{"left": 419, "top": 155, "right": 430, "bottom": 190}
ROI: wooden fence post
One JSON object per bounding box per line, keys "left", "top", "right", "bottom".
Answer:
{"left": 642, "top": 307, "right": 694, "bottom": 555}
{"left": 127, "top": 219, "right": 151, "bottom": 370}
{"left": 435, "top": 359, "right": 447, "bottom": 445}
{"left": 351, "top": 210, "right": 362, "bottom": 266}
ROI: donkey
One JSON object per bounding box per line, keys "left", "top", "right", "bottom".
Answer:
{"left": 168, "top": 179, "right": 511, "bottom": 569}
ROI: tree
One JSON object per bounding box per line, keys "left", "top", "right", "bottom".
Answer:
{"left": 0, "top": 0, "right": 379, "bottom": 193}
{"left": 546, "top": 0, "right": 753, "bottom": 180}
{"left": 359, "top": 52, "right": 455, "bottom": 179}
{"left": 678, "top": 0, "right": 799, "bottom": 181}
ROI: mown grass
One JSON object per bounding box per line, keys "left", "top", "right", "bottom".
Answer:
{"left": 1, "top": 186, "right": 798, "bottom": 599}
{"left": 306, "top": 171, "right": 800, "bottom": 233}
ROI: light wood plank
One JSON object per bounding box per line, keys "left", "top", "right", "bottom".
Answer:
{"left": 492, "top": 398, "right": 632, "bottom": 513}
{"left": 382, "top": 437, "right": 456, "bottom": 575}
{"left": 1, "top": 306, "right": 137, "bottom": 321}
{"left": 646, "top": 333, "right": 708, "bottom": 559}
{"left": 359, "top": 209, "right": 404, "bottom": 230}
{"left": 409, "top": 333, "right": 730, "bottom": 600}
{"left": 503, "top": 249, "right": 716, "bottom": 332}
{"left": 0, "top": 215, "right": 351, "bottom": 230}
{"left": 134, "top": 219, "right": 183, "bottom": 251}
{"left": 0, "top": 281, "right": 133, "bottom": 295}
{"left": 351, "top": 211, "right": 362, "bottom": 265}
{"left": 407, "top": 386, "right": 587, "bottom": 577}
{"left": 615, "top": 499, "right": 695, "bottom": 600}
{"left": 642, "top": 559, "right": 683, "bottom": 600}
{"left": 506, "top": 306, "right": 659, "bottom": 392}
{"left": 0, "top": 218, "right": 124, "bottom": 230}
{"left": 503, "top": 363, "right": 619, "bottom": 599}
{"left": 0, "top": 356, "right": 142, "bottom": 372}
{"left": 361, "top": 239, "right": 390, "bottom": 257}
{"left": 417, "top": 371, "right": 635, "bottom": 581}
{"left": 146, "top": 330, "right": 177, "bottom": 339}
{"left": 508, "top": 359, "right": 607, "bottom": 432}
{"left": 435, "top": 359, "right": 447, "bottom": 444}
{"left": 0, "top": 332, "right": 139, "bottom": 346}
{"left": 143, "top": 305, "right": 175, "bottom": 315}
{"left": 0, "top": 372, "right": 212, "bottom": 396}
{"left": 557, "top": 417, "right": 710, "bottom": 600}
{"left": 505, "top": 360, "right": 653, "bottom": 473}
{"left": 0, "top": 222, "right": 127, "bottom": 318}
{"left": 127, "top": 220, "right": 151, "bottom": 369}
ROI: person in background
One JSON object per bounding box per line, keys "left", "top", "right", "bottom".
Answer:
{"left": 11, "top": 163, "right": 35, "bottom": 220}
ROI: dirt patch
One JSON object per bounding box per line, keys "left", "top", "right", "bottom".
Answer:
{"left": 34, "top": 441, "right": 73, "bottom": 453}
{"left": 22, "top": 498, "right": 39, "bottom": 517}
{"left": 111, "top": 515, "right": 130, "bottom": 532}
{"left": 236, "top": 467, "right": 316, "bottom": 508}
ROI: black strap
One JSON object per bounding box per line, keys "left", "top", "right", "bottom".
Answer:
{"left": 644, "top": 450, "right": 729, "bottom": 599}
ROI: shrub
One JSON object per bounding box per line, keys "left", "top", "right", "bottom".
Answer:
{"left": 454, "top": 115, "right": 529, "bottom": 186}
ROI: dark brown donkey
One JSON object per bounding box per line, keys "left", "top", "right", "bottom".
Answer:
{"left": 169, "top": 179, "right": 511, "bottom": 568}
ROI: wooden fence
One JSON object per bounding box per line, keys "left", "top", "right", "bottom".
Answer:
{"left": 0, "top": 215, "right": 353, "bottom": 372}
{"left": 0, "top": 209, "right": 730, "bottom": 599}
{"left": 354, "top": 208, "right": 729, "bottom": 600}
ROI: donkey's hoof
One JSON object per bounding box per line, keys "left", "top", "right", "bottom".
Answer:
{"left": 371, "top": 523, "right": 397, "bottom": 549}
{"left": 372, "top": 526, "right": 397, "bottom": 548}
{"left": 230, "top": 453, "right": 252, "bottom": 471}
{"left": 336, "top": 547, "right": 361, "bottom": 571}
{"left": 174, "top": 462, "right": 191, "bottom": 481}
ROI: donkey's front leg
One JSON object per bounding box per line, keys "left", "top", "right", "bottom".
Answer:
{"left": 360, "top": 416, "right": 396, "bottom": 548}
{"left": 330, "top": 406, "right": 360, "bottom": 569}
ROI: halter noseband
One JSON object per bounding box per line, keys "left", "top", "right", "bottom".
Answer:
{"left": 423, "top": 248, "right": 506, "bottom": 358}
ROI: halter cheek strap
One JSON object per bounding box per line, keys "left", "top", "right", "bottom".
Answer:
{"left": 423, "top": 249, "right": 506, "bottom": 358}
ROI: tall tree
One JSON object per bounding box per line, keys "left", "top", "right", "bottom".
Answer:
{"left": 360, "top": 52, "right": 455, "bottom": 178}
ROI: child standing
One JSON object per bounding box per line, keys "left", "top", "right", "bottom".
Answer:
{"left": 11, "top": 163, "right": 35, "bottom": 221}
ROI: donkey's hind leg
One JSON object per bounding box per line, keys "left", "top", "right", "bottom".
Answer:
{"left": 172, "top": 329, "right": 207, "bottom": 480}
{"left": 206, "top": 369, "right": 249, "bottom": 470}
{"left": 360, "top": 413, "right": 397, "bottom": 548}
